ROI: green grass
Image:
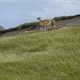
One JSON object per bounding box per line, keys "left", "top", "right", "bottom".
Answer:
{"left": 0, "top": 26, "right": 80, "bottom": 80}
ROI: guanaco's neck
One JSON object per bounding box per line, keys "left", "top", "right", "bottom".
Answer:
{"left": 39, "top": 18, "right": 42, "bottom": 22}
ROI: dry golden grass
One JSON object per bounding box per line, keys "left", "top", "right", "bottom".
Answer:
{"left": 0, "top": 26, "right": 80, "bottom": 80}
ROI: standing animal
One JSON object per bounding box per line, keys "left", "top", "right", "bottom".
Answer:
{"left": 37, "top": 17, "right": 56, "bottom": 31}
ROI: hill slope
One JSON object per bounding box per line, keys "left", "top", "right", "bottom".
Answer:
{"left": 0, "top": 14, "right": 80, "bottom": 37}
{"left": 0, "top": 26, "right": 80, "bottom": 80}
{"left": 56, "top": 16, "right": 80, "bottom": 27}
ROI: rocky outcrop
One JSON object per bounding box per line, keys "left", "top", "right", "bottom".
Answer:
{"left": 0, "top": 25, "right": 4, "bottom": 30}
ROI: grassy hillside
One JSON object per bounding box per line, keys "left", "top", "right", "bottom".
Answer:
{"left": 54, "top": 14, "right": 80, "bottom": 21}
{"left": 0, "top": 26, "right": 80, "bottom": 80}
{"left": 0, "top": 14, "right": 80, "bottom": 36}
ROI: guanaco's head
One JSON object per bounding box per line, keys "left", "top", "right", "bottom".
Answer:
{"left": 37, "top": 17, "right": 41, "bottom": 21}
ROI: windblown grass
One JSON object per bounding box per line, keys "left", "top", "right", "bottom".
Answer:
{"left": 0, "top": 26, "right": 80, "bottom": 80}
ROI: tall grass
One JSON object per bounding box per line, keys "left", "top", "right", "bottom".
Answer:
{"left": 0, "top": 26, "right": 80, "bottom": 80}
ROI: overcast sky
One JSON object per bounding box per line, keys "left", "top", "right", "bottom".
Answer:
{"left": 0, "top": 0, "right": 80, "bottom": 28}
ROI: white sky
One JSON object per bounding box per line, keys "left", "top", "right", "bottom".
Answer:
{"left": 0, "top": 0, "right": 80, "bottom": 28}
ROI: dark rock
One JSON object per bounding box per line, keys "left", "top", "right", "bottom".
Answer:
{"left": 0, "top": 25, "right": 4, "bottom": 30}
